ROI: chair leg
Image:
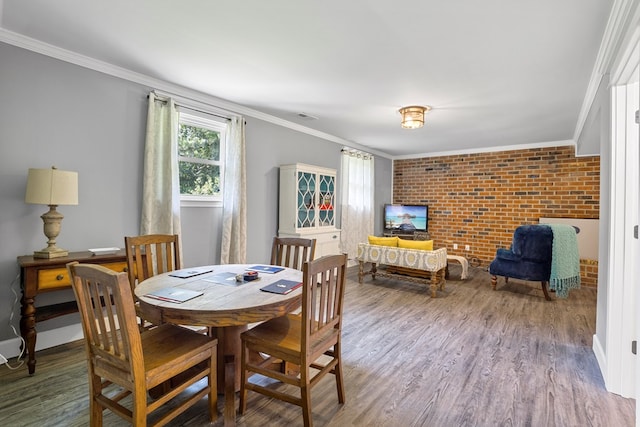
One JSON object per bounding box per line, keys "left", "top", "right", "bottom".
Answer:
{"left": 90, "top": 374, "right": 104, "bottom": 427}
{"left": 133, "top": 383, "right": 148, "bottom": 427}
{"left": 239, "top": 344, "right": 248, "bottom": 415}
{"left": 299, "top": 364, "right": 313, "bottom": 427}
{"left": 334, "top": 344, "right": 345, "bottom": 404}
{"left": 541, "top": 281, "right": 552, "bottom": 301}
{"left": 208, "top": 353, "right": 218, "bottom": 423}
{"left": 491, "top": 275, "right": 497, "bottom": 290}
{"left": 301, "top": 384, "right": 313, "bottom": 427}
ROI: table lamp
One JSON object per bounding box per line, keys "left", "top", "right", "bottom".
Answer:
{"left": 25, "top": 166, "right": 78, "bottom": 258}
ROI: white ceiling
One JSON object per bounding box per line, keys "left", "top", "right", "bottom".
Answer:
{"left": 0, "top": 0, "right": 613, "bottom": 157}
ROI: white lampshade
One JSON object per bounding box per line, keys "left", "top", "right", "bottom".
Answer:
{"left": 25, "top": 167, "right": 78, "bottom": 206}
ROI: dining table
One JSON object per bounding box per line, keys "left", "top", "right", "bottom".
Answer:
{"left": 134, "top": 263, "right": 303, "bottom": 426}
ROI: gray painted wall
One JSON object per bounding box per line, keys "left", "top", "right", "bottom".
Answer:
{"left": 0, "top": 42, "right": 392, "bottom": 350}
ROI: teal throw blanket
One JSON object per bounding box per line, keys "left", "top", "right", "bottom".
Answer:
{"left": 548, "top": 224, "right": 581, "bottom": 298}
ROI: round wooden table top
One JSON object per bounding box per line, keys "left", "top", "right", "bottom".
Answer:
{"left": 135, "top": 264, "right": 303, "bottom": 328}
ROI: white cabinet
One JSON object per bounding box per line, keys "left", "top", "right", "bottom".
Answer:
{"left": 278, "top": 163, "right": 341, "bottom": 257}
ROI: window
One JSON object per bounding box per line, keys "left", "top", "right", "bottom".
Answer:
{"left": 178, "top": 112, "right": 227, "bottom": 207}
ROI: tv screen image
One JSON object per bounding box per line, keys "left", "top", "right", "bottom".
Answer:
{"left": 384, "top": 204, "right": 428, "bottom": 232}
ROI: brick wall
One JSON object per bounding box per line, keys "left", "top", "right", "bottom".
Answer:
{"left": 393, "top": 145, "right": 600, "bottom": 287}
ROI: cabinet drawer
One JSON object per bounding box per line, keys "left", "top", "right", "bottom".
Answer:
{"left": 38, "top": 268, "right": 71, "bottom": 290}
{"left": 38, "top": 261, "right": 128, "bottom": 291}
{"left": 102, "top": 261, "right": 128, "bottom": 274}
{"left": 314, "top": 231, "right": 341, "bottom": 244}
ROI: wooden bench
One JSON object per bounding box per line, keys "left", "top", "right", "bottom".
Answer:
{"left": 356, "top": 243, "right": 448, "bottom": 297}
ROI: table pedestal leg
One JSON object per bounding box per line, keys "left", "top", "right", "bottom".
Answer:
{"left": 213, "top": 325, "right": 247, "bottom": 426}
{"left": 224, "top": 355, "right": 236, "bottom": 427}
{"left": 213, "top": 324, "right": 285, "bottom": 426}
{"left": 214, "top": 325, "right": 246, "bottom": 392}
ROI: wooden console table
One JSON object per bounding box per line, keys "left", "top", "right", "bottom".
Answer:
{"left": 17, "top": 250, "right": 127, "bottom": 375}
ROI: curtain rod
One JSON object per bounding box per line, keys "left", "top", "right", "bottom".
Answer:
{"left": 177, "top": 103, "right": 230, "bottom": 121}
{"left": 342, "top": 147, "right": 374, "bottom": 159}
{"left": 147, "top": 93, "right": 231, "bottom": 122}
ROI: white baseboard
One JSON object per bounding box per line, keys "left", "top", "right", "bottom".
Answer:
{"left": 0, "top": 324, "right": 84, "bottom": 360}
{"left": 592, "top": 333, "right": 609, "bottom": 389}
{"left": 35, "top": 323, "right": 84, "bottom": 351}
{"left": 0, "top": 337, "right": 22, "bottom": 360}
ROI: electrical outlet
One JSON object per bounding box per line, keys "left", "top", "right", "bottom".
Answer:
{"left": 465, "top": 244, "right": 470, "bottom": 251}
{"left": 0, "top": 354, "right": 7, "bottom": 365}
{"left": 453, "top": 243, "right": 458, "bottom": 250}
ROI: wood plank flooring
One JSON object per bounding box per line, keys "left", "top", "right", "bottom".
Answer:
{"left": 0, "top": 265, "right": 634, "bottom": 426}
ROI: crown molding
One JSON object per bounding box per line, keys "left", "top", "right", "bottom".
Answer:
{"left": 392, "top": 140, "right": 576, "bottom": 160}
{"left": 0, "top": 28, "right": 396, "bottom": 158}
{"left": 574, "top": 0, "right": 640, "bottom": 145}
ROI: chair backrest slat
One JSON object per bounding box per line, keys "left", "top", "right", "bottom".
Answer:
{"left": 68, "top": 262, "right": 143, "bottom": 376}
{"left": 301, "top": 254, "right": 347, "bottom": 358}
{"left": 94, "top": 283, "right": 118, "bottom": 354}
{"left": 125, "top": 234, "right": 181, "bottom": 293}
{"left": 270, "top": 237, "right": 317, "bottom": 271}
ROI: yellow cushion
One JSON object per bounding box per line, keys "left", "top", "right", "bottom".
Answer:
{"left": 367, "top": 235, "right": 399, "bottom": 247}
{"left": 397, "top": 239, "right": 434, "bottom": 251}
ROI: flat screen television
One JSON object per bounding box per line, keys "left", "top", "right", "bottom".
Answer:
{"left": 384, "top": 204, "right": 428, "bottom": 233}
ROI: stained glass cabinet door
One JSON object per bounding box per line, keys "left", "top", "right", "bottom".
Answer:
{"left": 278, "top": 163, "right": 341, "bottom": 258}
{"left": 296, "top": 170, "right": 316, "bottom": 229}
{"left": 317, "top": 173, "right": 335, "bottom": 227}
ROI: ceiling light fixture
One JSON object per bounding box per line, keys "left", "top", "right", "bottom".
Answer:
{"left": 399, "top": 105, "right": 431, "bottom": 129}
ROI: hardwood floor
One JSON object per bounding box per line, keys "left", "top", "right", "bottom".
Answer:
{"left": 0, "top": 265, "right": 634, "bottom": 426}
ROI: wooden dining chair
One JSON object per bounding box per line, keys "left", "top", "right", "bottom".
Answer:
{"left": 239, "top": 253, "right": 348, "bottom": 427}
{"left": 125, "top": 234, "right": 181, "bottom": 328}
{"left": 270, "top": 236, "right": 317, "bottom": 271}
{"left": 124, "top": 234, "right": 181, "bottom": 292}
{"left": 66, "top": 262, "right": 217, "bottom": 426}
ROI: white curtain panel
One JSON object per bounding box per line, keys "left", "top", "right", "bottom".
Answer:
{"left": 340, "top": 149, "right": 374, "bottom": 263}
{"left": 220, "top": 116, "right": 247, "bottom": 264}
{"left": 140, "top": 92, "right": 182, "bottom": 241}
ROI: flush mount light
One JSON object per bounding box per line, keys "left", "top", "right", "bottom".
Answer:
{"left": 399, "top": 105, "right": 431, "bottom": 129}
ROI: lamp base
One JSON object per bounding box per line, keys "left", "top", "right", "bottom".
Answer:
{"left": 33, "top": 247, "right": 69, "bottom": 259}
{"left": 33, "top": 205, "right": 69, "bottom": 259}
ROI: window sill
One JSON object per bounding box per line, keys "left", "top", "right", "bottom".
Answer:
{"left": 180, "top": 199, "right": 222, "bottom": 208}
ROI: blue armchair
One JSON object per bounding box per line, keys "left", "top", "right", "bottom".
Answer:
{"left": 489, "top": 225, "right": 554, "bottom": 300}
